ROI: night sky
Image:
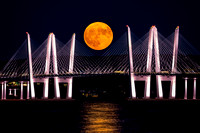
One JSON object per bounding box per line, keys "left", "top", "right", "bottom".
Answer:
{"left": 1, "top": 0, "right": 199, "bottom": 60}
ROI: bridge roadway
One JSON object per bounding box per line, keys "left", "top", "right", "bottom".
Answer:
{"left": 0, "top": 72, "right": 200, "bottom": 81}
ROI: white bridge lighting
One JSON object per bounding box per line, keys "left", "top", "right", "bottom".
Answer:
{"left": 0, "top": 26, "right": 199, "bottom": 100}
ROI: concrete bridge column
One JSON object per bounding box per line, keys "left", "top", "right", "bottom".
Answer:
{"left": 144, "top": 76, "right": 151, "bottom": 98}
{"left": 20, "top": 81, "right": 23, "bottom": 99}
{"left": 170, "top": 76, "right": 176, "bottom": 99}
{"left": 156, "top": 75, "right": 163, "bottom": 99}
{"left": 184, "top": 77, "right": 188, "bottom": 99}
{"left": 1, "top": 83, "right": 3, "bottom": 99}
{"left": 14, "top": 89, "right": 17, "bottom": 97}
{"left": 67, "top": 77, "right": 73, "bottom": 99}
{"left": 193, "top": 78, "right": 197, "bottom": 99}
{"left": 3, "top": 81, "right": 7, "bottom": 99}
{"left": 43, "top": 77, "right": 49, "bottom": 99}
{"left": 27, "top": 81, "right": 30, "bottom": 99}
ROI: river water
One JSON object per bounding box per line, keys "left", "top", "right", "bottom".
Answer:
{"left": 0, "top": 99, "right": 199, "bottom": 132}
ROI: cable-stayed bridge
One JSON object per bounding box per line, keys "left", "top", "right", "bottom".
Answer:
{"left": 0, "top": 26, "right": 200, "bottom": 100}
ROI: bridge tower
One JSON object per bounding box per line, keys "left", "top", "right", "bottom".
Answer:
{"left": 159, "top": 26, "right": 179, "bottom": 99}
{"left": 27, "top": 32, "right": 35, "bottom": 99}
{"left": 153, "top": 26, "right": 163, "bottom": 98}
{"left": 144, "top": 26, "right": 163, "bottom": 99}
{"left": 67, "top": 33, "right": 75, "bottom": 98}
{"left": 145, "top": 26, "right": 154, "bottom": 98}
{"left": 31, "top": 33, "right": 60, "bottom": 99}
{"left": 127, "top": 25, "right": 136, "bottom": 98}
{"left": 169, "top": 26, "right": 179, "bottom": 98}
{"left": 28, "top": 33, "right": 75, "bottom": 99}
{"left": 144, "top": 26, "right": 179, "bottom": 99}
{"left": 58, "top": 33, "right": 76, "bottom": 99}
{"left": 127, "top": 26, "right": 161, "bottom": 99}
{"left": 127, "top": 26, "right": 179, "bottom": 99}
{"left": 57, "top": 33, "right": 76, "bottom": 99}
{"left": 41, "top": 33, "right": 60, "bottom": 99}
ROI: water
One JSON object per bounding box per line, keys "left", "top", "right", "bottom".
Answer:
{"left": 0, "top": 99, "right": 199, "bottom": 132}
{"left": 81, "top": 102, "right": 121, "bottom": 132}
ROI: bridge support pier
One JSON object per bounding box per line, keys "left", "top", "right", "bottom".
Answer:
{"left": 54, "top": 77, "right": 60, "bottom": 99}
{"left": 43, "top": 77, "right": 49, "bottom": 99}
{"left": 193, "top": 78, "right": 197, "bottom": 99}
{"left": 3, "top": 81, "right": 7, "bottom": 100}
{"left": 144, "top": 76, "right": 151, "bottom": 98}
{"left": 27, "top": 81, "right": 30, "bottom": 99}
{"left": 159, "top": 76, "right": 176, "bottom": 99}
{"left": 170, "top": 76, "right": 176, "bottom": 99}
{"left": 133, "top": 75, "right": 151, "bottom": 99}
{"left": 156, "top": 76, "right": 163, "bottom": 99}
{"left": 55, "top": 78, "right": 73, "bottom": 99}
{"left": 1, "top": 83, "right": 3, "bottom": 99}
{"left": 34, "top": 77, "right": 61, "bottom": 99}
{"left": 14, "top": 89, "right": 17, "bottom": 97}
{"left": 184, "top": 77, "right": 188, "bottom": 99}
{"left": 35, "top": 77, "right": 74, "bottom": 99}
{"left": 67, "top": 77, "right": 73, "bottom": 99}
{"left": 33, "top": 77, "right": 73, "bottom": 99}
{"left": 20, "top": 81, "right": 23, "bottom": 99}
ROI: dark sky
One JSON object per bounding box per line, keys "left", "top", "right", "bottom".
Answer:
{"left": 1, "top": 0, "right": 199, "bottom": 60}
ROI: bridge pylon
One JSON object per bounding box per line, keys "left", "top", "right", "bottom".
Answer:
{"left": 31, "top": 33, "right": 61, "bottom": 99}
{"left": 159, "top": 26, "right": 179, "bottom": 99}
{"left": 127, "top": 26, "right": 179, "bottom": 99}
{"left": 41, "top": 33, "right": 61, "bottom": 99}
{"left": 57, "top": 33, "right": 76, "bottom": 99}
{"left": 27, "top": 32, "right": 35, "bottom": 99}
{"left": 127, "top": 25, "right": 136, "bottom": 98}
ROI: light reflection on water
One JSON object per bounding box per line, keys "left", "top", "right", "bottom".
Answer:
{"left": 81, "top": 102, "right": 121, "bottom": 132}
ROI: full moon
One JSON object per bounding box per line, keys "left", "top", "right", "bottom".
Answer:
{"left": 84, "top": 22, "right": 113, "bottom": 50}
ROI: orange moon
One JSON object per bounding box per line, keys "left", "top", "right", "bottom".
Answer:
{"left": 84, "top": 22, "right": 113, "bottom": 50}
